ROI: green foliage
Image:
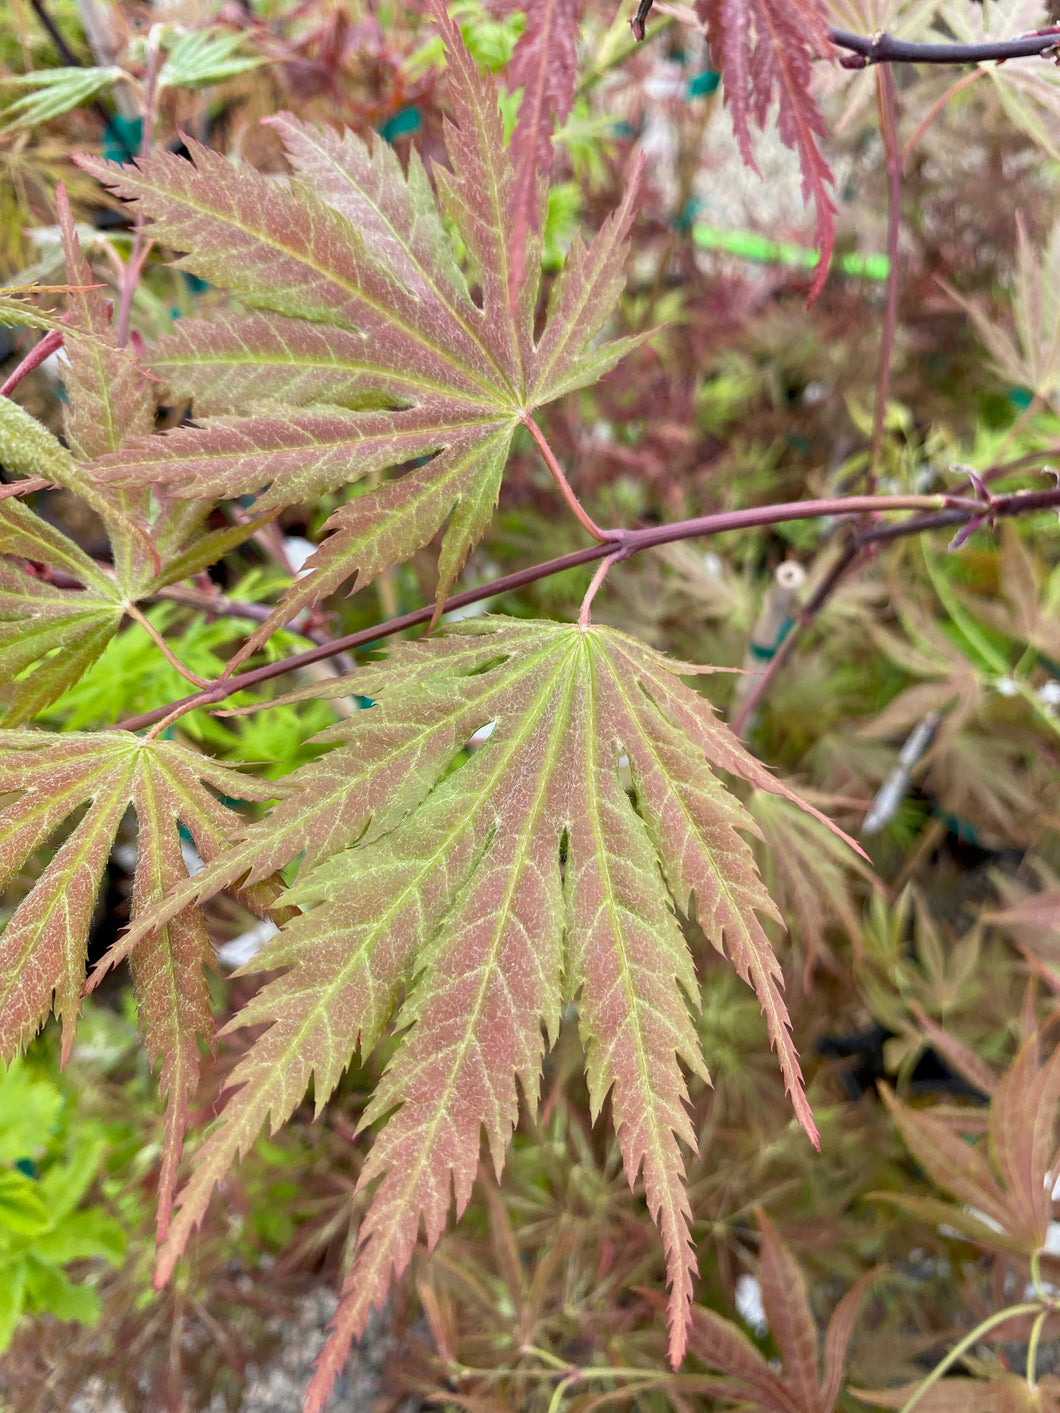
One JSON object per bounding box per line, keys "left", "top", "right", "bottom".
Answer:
{"left": 0, "top": 1058, "right": 125, "bottom": 1352}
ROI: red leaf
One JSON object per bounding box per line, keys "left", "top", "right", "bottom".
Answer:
{"left": 505, "top": 0, "right": 583, "bottom": 297}
{"left": 696, "top": 0, "right": 836, "bottom": 297}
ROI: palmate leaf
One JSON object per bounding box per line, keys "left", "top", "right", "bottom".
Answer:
{"left": 0, "top": 730, "right": 282, "bottom": 1237}
{"left": 76, "top": 0, "right": 641, "bottom": 657}
{"left": 0, "top": 188, "right": 276, "bottom": 724}
{"left": 651, "top": 1208, "right": 875, "bottom": 1413}
{"left": 875, "top": 1036, "right": 1060, "bottom": 1258}
{"left": 943, "top": 0, "right": 1060, "bottom": 164}
{"left": 107, "top": 618, "right": 853, "bottom": 1410}
{"left": 854, "top": 1370, "right": 1060, "bottom": 1413}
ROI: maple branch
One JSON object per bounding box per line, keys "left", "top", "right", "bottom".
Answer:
{"left": 111, "top": 483, "right": 1060, "bottom": 735}
{"left": 522, "top": 414, "right": 611, "bottom": 542}
{"left": 729, "top": 538, "right": 861, "bottom": 738}
{"left": 829, "top": 26, "right": 1060, "bottom": 69}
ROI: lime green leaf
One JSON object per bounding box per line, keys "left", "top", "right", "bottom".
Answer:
{"left": 0, "top": 66, "right": 124, "bottom": 131}
{"left": 0, "top": 1170, "right": 50, "bottom": 1236}
{"left": 158, "top": 28, "right": 266, "bottom": 90}
{"left": 0, "top": 1059, "right": 63, "bottom": 1162}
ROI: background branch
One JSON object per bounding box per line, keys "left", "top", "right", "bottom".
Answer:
{"left": 829, "top": 26, "right": 1060, "bottom": 68}
{"left": 110, "top": 483, "right": 1060, "bottom": 734}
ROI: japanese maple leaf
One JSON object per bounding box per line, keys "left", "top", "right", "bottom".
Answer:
{"left": 503, "top": 0, "right": 584, "bottom": 294}
{"left": 0, "top": 186, "right": 266, "bottom": 724}
{"left": 649, "top": 1207, "right": 876, "bottom": 1413}
{"left": 695, "top": 0, "right": 836, "bottom": 296}
{"left": 875, "top": 1036, "right": 1060, "bottom": 1258}
{"left": 110, "top": 618, "right": 859, "bottom": 1410}
{"left": 0, "top": 729, "right": 282, "bottom": 1237}
{"left": 77, "top": 0, "right": 641, "bottom": 661}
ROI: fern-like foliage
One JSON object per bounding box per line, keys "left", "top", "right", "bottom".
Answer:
{"left": 108, "top": 618, "right": 842, "bottom": 1407}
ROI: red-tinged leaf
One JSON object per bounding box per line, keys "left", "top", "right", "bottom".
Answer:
{"left": 528, "top": 160, "right": 644, "bottom": 404}
{"left": 878, "top": 1083, "right": 1014, "bottom": 1237}
{"left": 0, "top": 729, "right": 278, "bottom": 1074}
{"left": 986, "top": 884, "right": 1060, "bottom": 959}
{"left": 879, "top": 1040, "right": 1060, "bottom": 1258}
{"left": 988, "top": 1038, "right": 1060, "bottom": 1249}
{"left": 696, "top": 0, "right": 836, "bottom": 295}
{"left": 685, "top": 1302, "right": 798, "bottom": 1411}
{"left": 122, "top": 621, "right": 842, "bottom": 1405}
{"left": 428, "top": 0, "right": 539, "bottom": 364}
{"left": 0, "top": 391, "right": 148, "bottom": 548}
{"left": 750, "top": 789, "right": 875, "bottom": 986}
{"left": 564, "top": 655, "right": 705, "bottom": 1367}
{"left": 819, "top": 1267, "right": 878, "bottom": 1412}
{"left": 0, "top": 750, "right": 134, "bottom": 1060}
{"left": 55, "top": 182, "right": 154, "bottom": 463}
{"left": 755, "top": 1208, "right": 820, "bottom": 1410}
{"left": 0, "top": 480, "right": 242, "bottom": 724}
{"left": 76, "top": 8, "right": 637, "bottom": 631}
{"left": 148, "top": 310, "right": 410, "bottom": 414}
{"left": 867, "top": 1190, "right": 1031, "bottom": 1251}
{"left": 504, "top": 0, "right": 583, "bottom": 296}
{"left": 671, "top": 1212, "right": 874, "bottom": 1412}
{"left": 128, "top": 761, "right": 214, "bottom": 1242}
{"left": 231, "top": 428, "right": 510, "bottom": 661}
{"left": 0, "top": 493, "right": 116, "bottom": 595}
{"left": 908, "top": 1003, "right": 998, "bottom": 1101}
{"left": 261, "top": 110, "right": 479, "bottom": 330}
{"left": 852, "top": 1372, "right": 1060, "bottom": 1412}
{"left": 95, "top": 404, "right": 506, "bottom": 511}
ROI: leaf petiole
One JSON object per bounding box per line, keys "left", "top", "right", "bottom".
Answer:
{"left": 522, "top": 413, "right": 614, "bottom": 543}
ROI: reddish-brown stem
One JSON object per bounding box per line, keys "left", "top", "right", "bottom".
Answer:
{"left": 116, "top": 235, "right": 154, "bottom": 349}
{"left": 0, "top": 330, "right": 64, "bottom": 397}
{"left": 870, "top": 65, "right": 901, "bottom": 492}
{"left": 578, "top": 552, "right": 622, "bottom": 627}
{"left": 108, "top": 483, "right": 1060, "bottom": 735}
{"left": 901, "top": 68, "right": 985, "bottom": 165}
{"left": 126, "top": 603, "right": 212, "bottom": 688}
{"left": 729, "top": 540, "right": 860, "bottom": 737}
{"left": 522, "top": 414, "right": 612, "bottom": 543}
